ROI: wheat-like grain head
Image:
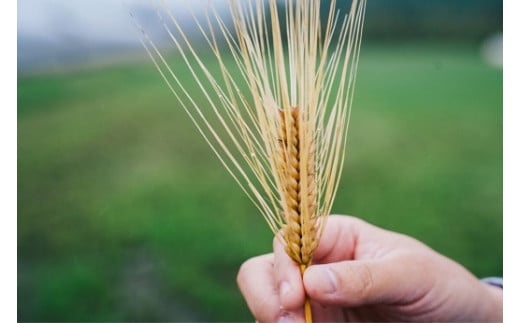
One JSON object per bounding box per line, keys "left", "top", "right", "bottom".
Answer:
{"left": 138, "top": 0, "right": 366, "bottom": 321}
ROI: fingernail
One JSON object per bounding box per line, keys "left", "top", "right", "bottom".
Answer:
{"left": 325, "top": 266, "right": 338, "bottom": 293}
{"left": 280, "top": 281, "right": 291, "bottom": 298}
{"left": 277, "top": 311, "right": 294, "bottom": 323}
{"left": 320, "top": 266, "right": 338, "bottom": 293}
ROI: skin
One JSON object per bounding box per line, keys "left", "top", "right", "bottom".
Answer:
{"left": 237, "top": 215, "right": 502, "bottom": 322}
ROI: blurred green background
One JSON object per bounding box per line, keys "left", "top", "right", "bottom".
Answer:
{"left": 18, "top": 1, "right": 502, "bottom": 322}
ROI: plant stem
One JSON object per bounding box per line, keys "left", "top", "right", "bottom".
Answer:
{"left": 300, "top": 264, "right": 312, "bottom": 323}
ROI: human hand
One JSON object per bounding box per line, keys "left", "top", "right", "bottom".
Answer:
{"left": 237, "top": 215, "right": 502, "bottom": 322}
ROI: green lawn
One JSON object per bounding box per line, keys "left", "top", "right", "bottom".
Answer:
{"left": 18, "top": 42, "right": 502, "bottom": 322}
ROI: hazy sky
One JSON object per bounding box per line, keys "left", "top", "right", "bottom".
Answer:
{"left": 19, "top": 0, "right": 231, "bottom": 44}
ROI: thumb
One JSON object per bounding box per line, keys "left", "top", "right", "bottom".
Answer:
{"left": 303, "top": 259, "right": 422, "bottom": 307}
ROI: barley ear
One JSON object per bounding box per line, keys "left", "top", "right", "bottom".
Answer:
{"left": 280, "top": 107, "right": 318, "bottom": 267}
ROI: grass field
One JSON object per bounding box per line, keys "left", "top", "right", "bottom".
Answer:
{"left": 18, "top": 42, "right": 502, "bottom": 322}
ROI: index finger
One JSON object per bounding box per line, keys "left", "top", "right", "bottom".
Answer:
{"left": 273, "top": 235, "right": 306, "bottom": 311}
{"left": 311, "top": 215, "right": 360, "bottom": 263}
{"left": 313, "top": 215, "right": 398, "bottom": 264}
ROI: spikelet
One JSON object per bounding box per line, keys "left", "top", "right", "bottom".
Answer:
{"left": 137, "top": 0, "right": 366, "bottom": 321}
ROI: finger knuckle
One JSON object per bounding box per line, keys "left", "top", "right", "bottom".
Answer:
{"left": 349, "top": 263, "right": 375, "bottom": 302}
